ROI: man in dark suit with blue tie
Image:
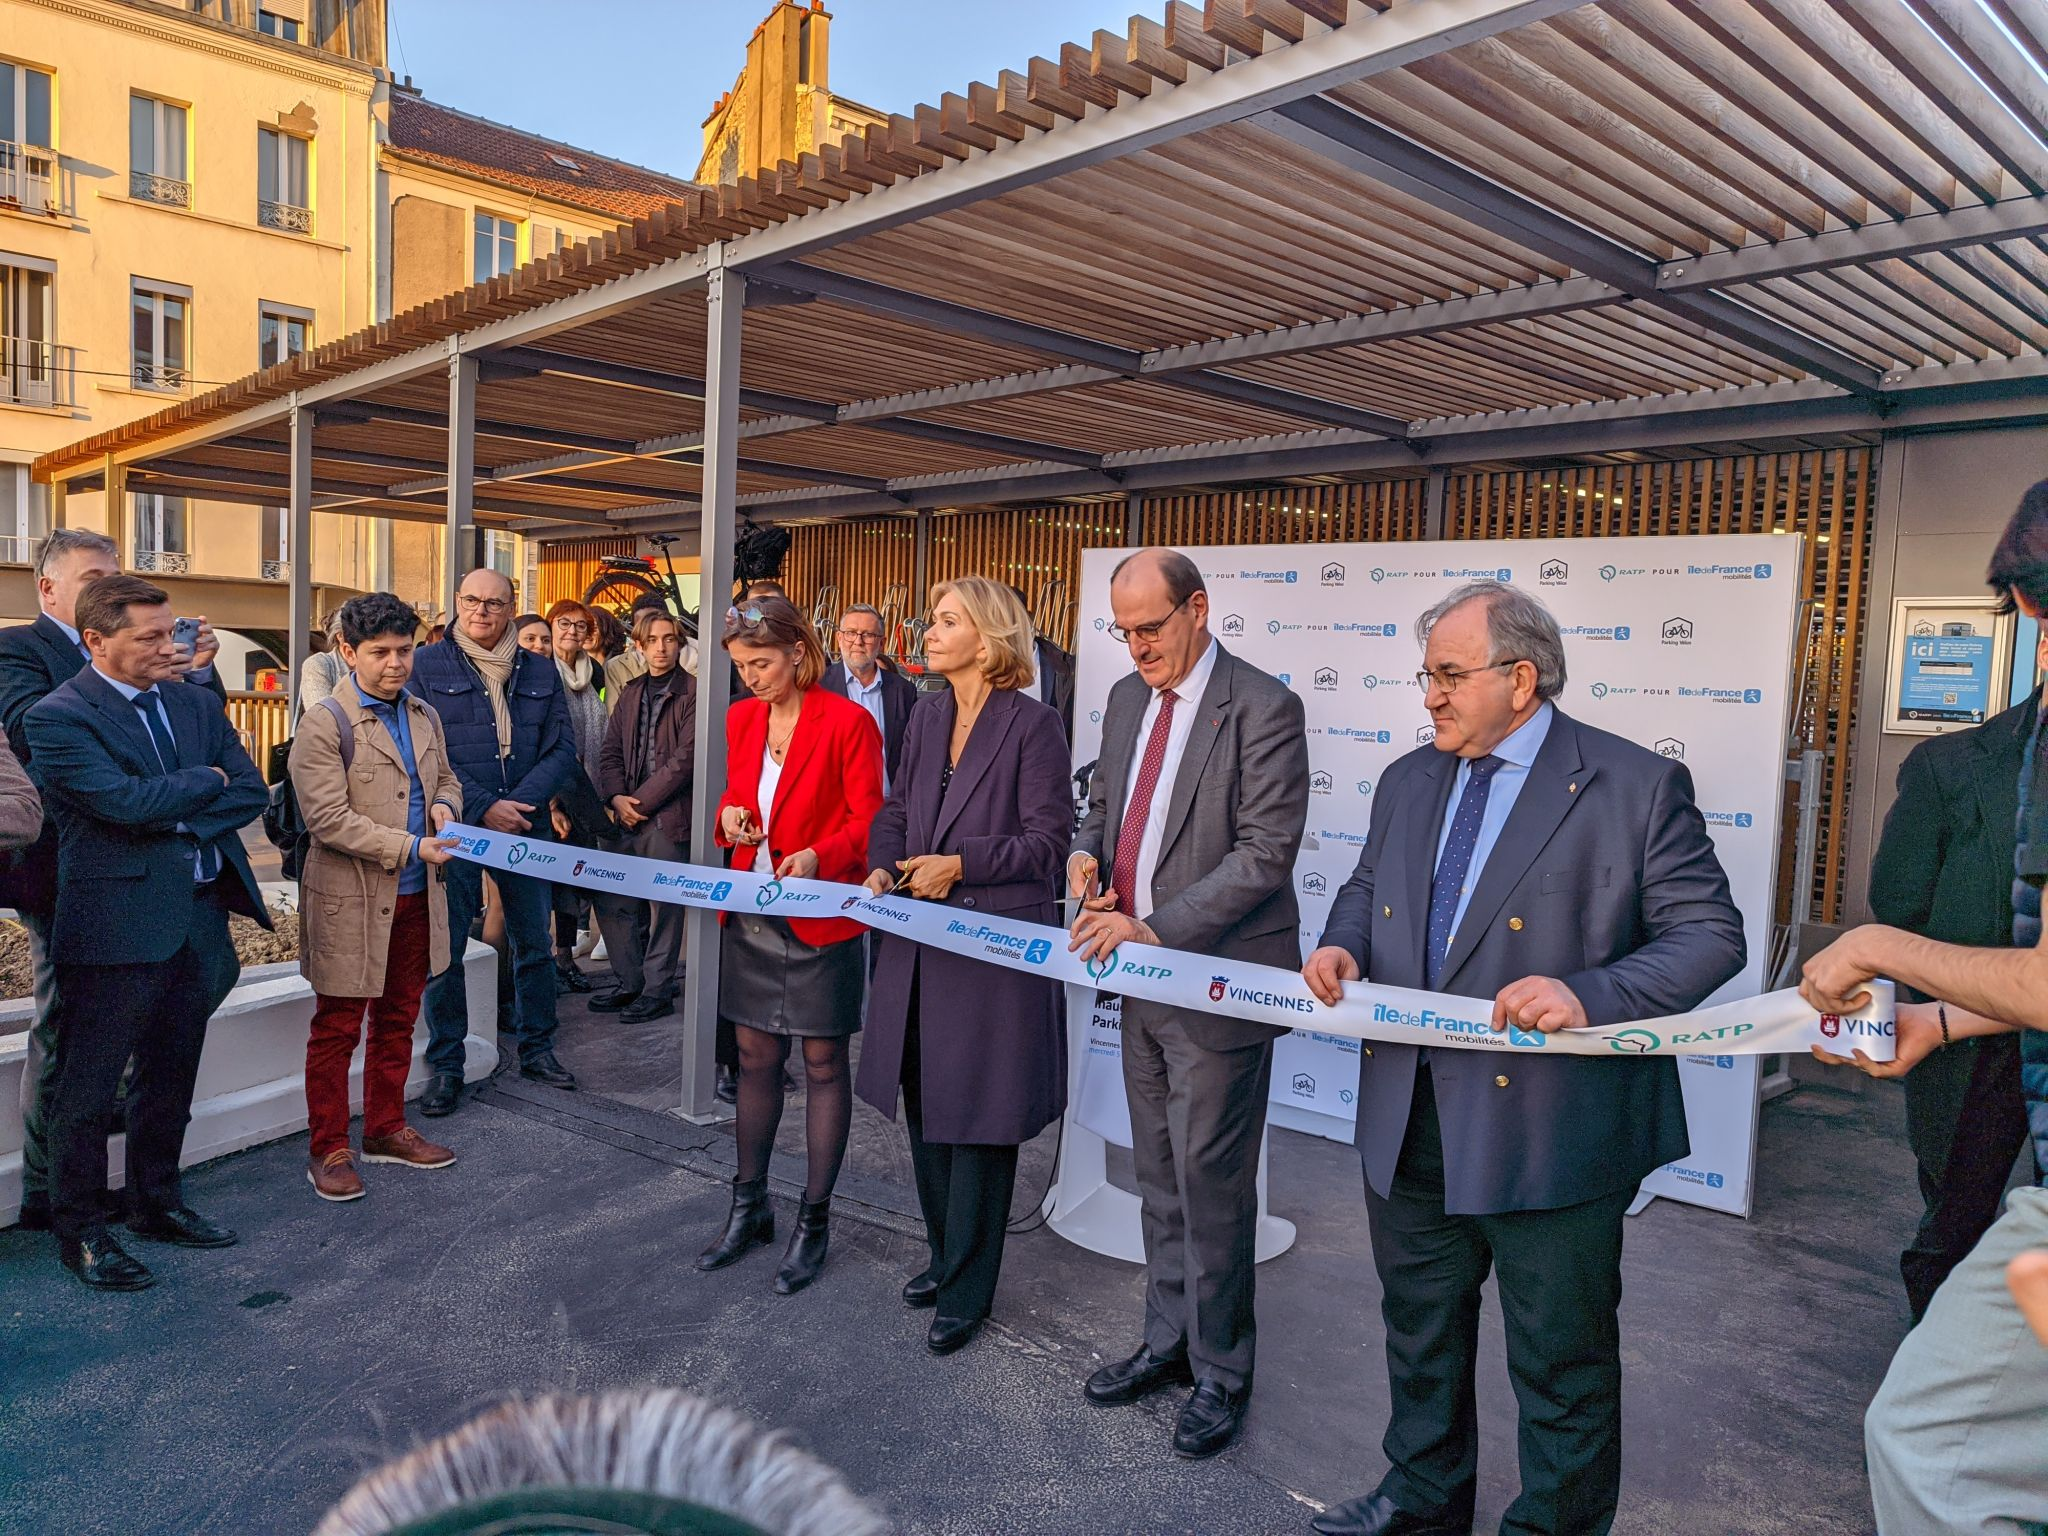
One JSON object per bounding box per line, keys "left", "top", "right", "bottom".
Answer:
{"left": 1302, "top": 581, "right": 1745, "bottom": 1536}
{"left": 22, "top": 573, "right": 270, "bottom": 1291}
{"left": 0, "top": 527, "right": 228, "bottom": 1231}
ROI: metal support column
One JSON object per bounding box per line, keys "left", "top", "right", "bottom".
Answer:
{"left": 443, "top": 351, "right": 478, "bottom": 621}
{"left": 1425, "top": 466, "right": 1449, "bottom": 541}
{"left": 679, "top": 260, "right": 744, "bottom": 1124}
{"left": 912, "top": 508, "right": 932, "bottom": 605}
{"left": 286, "top": 400, "right": 315, "bottom": 720}
{"left": 105, "top": 453, "right": 129, "bottom": 566}
{"left": 48, "top": 479, "right": 65, "bottom": 532}
{"left": 1124, "top": 488, "right": 1144, "bottom": 548}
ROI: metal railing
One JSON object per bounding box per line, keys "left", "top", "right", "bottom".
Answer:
{"left": 0, "top": 336, "right": 74, "bottom": 408}
{"left": 0, "top": 535, "right": 42, "bottom": 566}
{"left": 129, "top": 169, "right": 190, "bottom": 207}
{"left": 0, "top": 141, "right": 57, "bottom": 215}
{"left": 130, "top": 360, "right": 188, "bottom": 393}
{"left": 133, "top": 547, "right": 190, "bottom": 575}
{"left": 257, "top": 199, "right": 310, "bottom": 234}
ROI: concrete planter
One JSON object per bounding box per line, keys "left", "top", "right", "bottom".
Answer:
{"left": 0, "top": 940, "right": 499, "bottom": 1227}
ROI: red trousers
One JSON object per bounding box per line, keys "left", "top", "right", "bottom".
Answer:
{"left": 305, "top": 891, "right": 434, "bottom": 1158}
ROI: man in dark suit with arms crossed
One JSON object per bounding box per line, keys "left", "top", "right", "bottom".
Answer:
{"left": 1069, "top": 547, "right": 1309, "bottom": 1460}
{"left": 1303, "top": 581, "right": 1744, "bottom": 1536}
{"left": 0, "top": 528, "right": 227, "bottom": 1231}
{"left": 23, "top": 574, "right": 269, "bottom": 1290}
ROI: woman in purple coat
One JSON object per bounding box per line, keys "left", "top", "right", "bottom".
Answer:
{"left": 856, "top": 576, "right": 1071, "bottom": 1356}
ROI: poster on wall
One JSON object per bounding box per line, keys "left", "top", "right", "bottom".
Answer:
{"left": 1883, "top": 596, "right": 2015, "bottom": 735}
{"left": 1068, "top": 536, "right": 1804, "bottom": 1217}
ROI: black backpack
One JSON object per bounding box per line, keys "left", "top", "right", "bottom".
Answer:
{"left": 262, "top": 696, "right": 355, "bottom": 880}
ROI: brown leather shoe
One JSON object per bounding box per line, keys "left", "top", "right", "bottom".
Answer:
{"left": 361, "top": 1126, "right": 456, "bottom": 1169}
{"left": 308, "top": 1149, "right": 365, "bottom": 1202}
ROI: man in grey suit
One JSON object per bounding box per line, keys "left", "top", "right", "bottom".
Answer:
{"left": 1302, "top": 581, "right": 1744, "bottom": 1536}
{"left": 1068, "top": 547, "right": 1308, "bottom": 1460}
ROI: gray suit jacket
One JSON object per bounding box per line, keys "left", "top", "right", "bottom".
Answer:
{"left": 1073, "top": 643, "right": 1309, "bottom": 1051}
{"left": 1319, "top": 709, "right": 1746, "bottom": 1214}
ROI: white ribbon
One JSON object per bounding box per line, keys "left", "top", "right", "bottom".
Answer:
{"left": 446, "top": 825, "right": 1896, "bottom": 1060}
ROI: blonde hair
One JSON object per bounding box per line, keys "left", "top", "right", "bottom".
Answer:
{"left": 931, "top": 575, "right": 1035, "bottom": 691}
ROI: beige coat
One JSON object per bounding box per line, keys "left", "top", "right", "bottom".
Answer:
{"left": 289, "top": 686, "right": 462, "bottom": 998}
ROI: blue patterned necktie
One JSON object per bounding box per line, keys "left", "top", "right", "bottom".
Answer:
{"left": 1425, "top": 755, "right": 1503, "bottom": 987}
{"left": 135, "top": 689, "right": 218, "bottom": 882}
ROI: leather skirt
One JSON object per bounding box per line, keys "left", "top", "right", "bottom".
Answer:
{"left": 718, "top": 914, "right": 864, "bottom": 1037}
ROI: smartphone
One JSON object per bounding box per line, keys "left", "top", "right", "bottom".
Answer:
{"left": 171, "top": 617, "right": 202, "bottom": 653}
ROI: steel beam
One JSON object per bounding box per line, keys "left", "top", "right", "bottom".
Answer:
{"left": 680, "top": 264, "right": 743, "bottom": 1126}
{"left": 445, "top": 354, "right": 477, "bottom": 619}
{"left": 1658, "top": 195, "right": 2048, "bottom": 290}
{"left": 286, "top": 403, "right": 314, "bottom": 721}
{"left": 752, "top": 262, "right": 1412, "bottom": 438}
{"left": 1256, "top": 98, "right": 1886, "bottom": 397}
{"left": 723, "top": 0, "right": 1587, "bottom": 270}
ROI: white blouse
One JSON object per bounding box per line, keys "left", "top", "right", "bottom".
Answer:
{"left": 752, "top": 739, "right": 783, "bottom": 874}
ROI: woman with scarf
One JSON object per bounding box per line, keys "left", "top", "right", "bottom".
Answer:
{"left": 544, "top": 600, "right": 609, "bottom": 992}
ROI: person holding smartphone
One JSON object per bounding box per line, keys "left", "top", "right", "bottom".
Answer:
{"left": 697, "top": 597, "right": 882, "bottom": 1296}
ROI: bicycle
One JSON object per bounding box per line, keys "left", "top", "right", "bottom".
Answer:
{"left": 581, "top": 532, "right": 699, "bottom": 638}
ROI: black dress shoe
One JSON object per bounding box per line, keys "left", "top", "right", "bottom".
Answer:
{"left": 927, "top": 1314, "right": 984, "bottom": 1355}
{"left": 902, "top": 1272, "right": 939, "bottom": 1308}
{"left": 619, "top": 995, "right": 675, "bottom": 1024}
{"left": 553, "top": 961, "right": 593, "bottom": 995}
{"left": 588, "top": 989, "right": 640, "bottom": 1014}
{"left": 126, "top": 1205, "right": 237, "bottom": 1248}
{"left": 714, "top": 1064, "right": 739, "bottom": 1105}
{"left": 1310, "top": 1491, "right": 1470, "bottom": 1536}
{"left": 519, "top": 1052, "right": 578, "bottom": 1089}
{"left": 419, "top": 1072, "right": 461, "bottom": 1117}
{"left": 1172, "top": 1377, "right": 1248, "bottom": 1459}
{"left": 1084, "top": 1345, "right": 1194, "bottom": 1405}
{"left": 60, "top": 1229, "right": 155, "bottom": 1291}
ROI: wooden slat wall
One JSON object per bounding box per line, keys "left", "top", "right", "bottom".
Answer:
{"left": 925, "top": 504, "right": 1129, "bottom": 649}
{"left": 780, "top": 518, "right": 919, "bottom": 631}
{"left": 226, "top": 693, "right": 291, "bottom": 784}
{"left": 1142, "top": 480, "right": 1430, "bottom": 549}
{"left": 536, "top": 535, "right": 642, "bottom": 610}
{"left": 1450, "top": 449, "right": 1875, "bottom": 923}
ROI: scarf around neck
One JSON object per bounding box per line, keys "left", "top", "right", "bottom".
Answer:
{"left": 453, "top": 624, "right": 517, "bottom": 758}
{"left": 557, "top": 652, "right": 596, "bottom": 693}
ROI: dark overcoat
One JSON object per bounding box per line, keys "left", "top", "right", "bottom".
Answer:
{"left": 854, "top": 686, "right": 1071, "bottom": 1146}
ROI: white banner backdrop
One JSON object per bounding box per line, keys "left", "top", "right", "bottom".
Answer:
{"left": 1069, "top": 536, "right": 1805, "bottom": 1216}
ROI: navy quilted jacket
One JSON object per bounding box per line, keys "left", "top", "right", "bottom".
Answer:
{"left": 409, "top": 640, "right": 576, "bottom": 823}
{"left": 2014, "top": 714, "right": 2047, "bottom": 1184}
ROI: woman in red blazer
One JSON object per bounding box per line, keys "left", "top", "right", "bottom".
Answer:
{"left": 697, "top": 595, "right": 883, "bottom": 1296}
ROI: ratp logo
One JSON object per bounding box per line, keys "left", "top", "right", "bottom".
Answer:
{"left": 1302, "top": 871, "right": 1328, "bottom": 896}
{"left": 1599, "top": 565, "right": 1617, "bottom": 582}
{"left": 1608, "top": 1028, "right": 1660, "bottom": 1053}
{"left": 507, "top": 842, "right": 530, "bottom": 865}
{"left": 1663, "top": 616, "right": 1695, "bottom": 645}
{"left": 1084, "top": 947, "right": 1121, "bottom": 982}
{"left": 1089, "top": 709, "right": 1102, "bottom": 724}
{"left": 1356, "top": 778, "right": 1374, "bottom": 796}
{"left": 1539, "top": 559, "right": 1569, "bottom": 585}
{"left": 1268, "top": 620, "right": 1284, "bottom": 636}
{"left": 1370, "top": 567, "right": 1388, "bottom": 583}
{"left": 1221, "top": 613, "right": 1245, "bottom": 636}
{"left": 755, "top": 879, "right": 784, "bottom": 909}
{"left": 1590, "top": 682, "right": 1609, "bottom": 699}
{"left": 1092, "top": 617, "right": 1106, "bottom": 631}
{"left": 1655, "top": 737, "right": 1685, "bottom": 759}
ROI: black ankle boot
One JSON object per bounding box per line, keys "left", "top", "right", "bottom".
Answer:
{"left": 696, "top": 1177, "right": 774, "bottom": 1272}
{"left": 773, "top": 1197, "right": 831, "bottom": 1295}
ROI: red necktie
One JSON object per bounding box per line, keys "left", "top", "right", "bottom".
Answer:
{"left": 1111, "top": 688, "right": 1178, "bottom": 915}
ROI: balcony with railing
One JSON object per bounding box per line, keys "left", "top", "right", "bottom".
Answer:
{"left": 131, "top": 359, "right": 188, "bottom": 394}
{"left": 134, "top": 547, "right": 191, "bottom": 575}
{"left": 257, "top": 199, "right": 311, "bottom": 234}
{"left": 0, "top": 336, "right": 75, "bottom": 409}
{"left": 129, "top": 169, "right": 190, "bottom": 208}
{"left": 0, "top": 142, "right": 62, "bottom": 217}
{"left": 0, "top": 535, "right": 43, "bottom": 567}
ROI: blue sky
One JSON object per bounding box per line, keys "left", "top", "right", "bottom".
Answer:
{"left": 388, "top": 0, "right": 1145, "bottom": 180}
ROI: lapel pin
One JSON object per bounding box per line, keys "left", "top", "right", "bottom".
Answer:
{"left": 1569, "top": 781, "right": 1577, "bottom": 794}
{"left": 1382, "top": 905, "right": 1391, "bottom": 918}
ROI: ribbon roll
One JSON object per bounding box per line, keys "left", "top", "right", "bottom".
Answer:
{"left": 444, "top": 825, "right": 1896, "bottom": 1061}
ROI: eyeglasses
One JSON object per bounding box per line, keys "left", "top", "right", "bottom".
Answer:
{"left": 1107, "top": 594, "right": 1191, "bottom": 645}
{"left": 723, "top": 603, "right": 767, "bottom": 634}
{"left": 837, "top": 628, "right": 883, "bottom": 643}
{"left": 456, "top": 594, "right": 510, "bottom": 614}
{"left": 553, "top": 620, "right": 591, "bottom": 636}
{"left": 1416, "top": 659, "right": 1527, "bottom": 695}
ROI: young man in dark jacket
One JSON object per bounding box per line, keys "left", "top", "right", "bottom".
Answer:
{"left": 411, "top": 568, "right": 579, "bottom": 1113}
{"left": 591, "top": 608, "right": 696, "bottom": 1025}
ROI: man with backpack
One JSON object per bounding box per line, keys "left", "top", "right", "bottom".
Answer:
{"left": 287, "top": 593, "right": 462, "bottom": 1202}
